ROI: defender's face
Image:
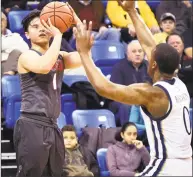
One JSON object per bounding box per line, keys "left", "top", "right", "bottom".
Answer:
{"left": 26, "top": 17, "right": 51, "bottom": 45}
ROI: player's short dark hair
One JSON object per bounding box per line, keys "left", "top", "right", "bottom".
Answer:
{"left": 166, "top": 32, "right": 184, "bottom": 44}
{"left": 22, "top": 10, "right": 41, "bottom": 32}
{"left": 61, "top": 125, "right": 76, "bottom": 133}
{"left": 154, "top": 43, "right": 180, "bottom": 75}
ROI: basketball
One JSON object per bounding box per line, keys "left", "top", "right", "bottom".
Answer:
{"left": 40, "top": 1, "right": 74, "bottom": 33}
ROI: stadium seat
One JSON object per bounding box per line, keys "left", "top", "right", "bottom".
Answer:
{"left": 1, "top": 75, "right": 21, "bottom": 117}
{"left": 63, "top": 75, "right": 88, "bottom": 87}
{"left": 129, "top": 106, "right": 146, "bottom": 136}
{"left": 5, "top": 94, "right": 21, "bottom": 128}
{"left": 57, "top": 112, "right": 67, "bottom": 129}
{"left": 97, "top": 148, "right": 110, "bottom": 176}
{"left": 1, "top": 75, "right": 21, "bottom": 100}
{"left": 61, "top": 94, "right": 76, "bottom": 124}
{"left": 72, "top": 109, "right": 116, "bottom": 134}
{"left": 101, "top": 0, "right": 108, "bottom": 9}
{"left": 8, "top": 11, "right": 31, "bottom": 34}
{"left": 91, "top": 41, "right": 125, "bottom": 75}
{"left": 26, "top": 1, "right": 40, "bottom": 10}
{"left": 146, "top": 0, "right": 160, "bottom": 14}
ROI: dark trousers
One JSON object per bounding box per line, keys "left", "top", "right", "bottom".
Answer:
{"left": 13, "top": 118, "right": 65, "bottom": 177}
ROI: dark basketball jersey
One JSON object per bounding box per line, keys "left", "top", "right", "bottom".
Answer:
{"left": 20, "top": 50, "right": 64, "bottom": 122}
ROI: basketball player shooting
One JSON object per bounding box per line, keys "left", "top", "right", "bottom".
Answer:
{"left": 13, "top": 4, "right": 82, "bottom": 177}
{"left": 73, "top": 0, "right": 192, "bottom": 176}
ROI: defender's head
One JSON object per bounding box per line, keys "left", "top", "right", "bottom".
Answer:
{"left": 148, "top": 43, "right": 180, "bottom": 79}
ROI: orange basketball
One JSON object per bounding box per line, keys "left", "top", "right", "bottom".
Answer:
{"left": 40, "top": 1, "right": 74, "bottom": 33}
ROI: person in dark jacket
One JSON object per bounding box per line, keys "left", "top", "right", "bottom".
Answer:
{"left": 166, "top": 33, "right": 193, "bottom": 99}
{"left": 106, "top": 122, "right": 150, "bottom": 176}
{"left": 156, "top": 0, "right": 192, "bottom": 35}
{"left": 62, "top": 125, "right": 99, "bottom": 176}
{"left": 109, "top": 40, "right": 151, "bottom": 126}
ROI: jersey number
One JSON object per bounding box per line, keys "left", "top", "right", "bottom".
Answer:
{"left": 183, "top": 106, "right": 191, "bottom": 135}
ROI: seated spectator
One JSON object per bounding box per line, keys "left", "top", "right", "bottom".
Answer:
{"left": 1, "top": 0, "right": 27, "bottom": 14}
{"left": 1, "top": 12, "right": 29, "bottom": 75}
{"left": 166, "top": 33, "right": 193, "bottom": 98}
{"left": 62, "top": 125, "right": 99, "bottom": 176}
{"left": 109, "top": 40, "right": 150, "bottom": 125}
{"left": 68, "top": 0, "right": 120, "bottom": 43}
{"left": 154, "top": 13, "right": 176, "bottom": 44}
{"left": 106, "top": 0, "right": 160, "bottom": 44}
{"left": 182, "top": 16, "right": 192, "bottom": 58}
{"left": 106, "top": 122, "right": 150, "bottom": 176}
{"left": 156, "top": 0, "right": 192, "bottom": 35}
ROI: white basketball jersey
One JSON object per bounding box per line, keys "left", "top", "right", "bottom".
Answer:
{"left": 140, "top": 77, "right": 192, "bottom": 159}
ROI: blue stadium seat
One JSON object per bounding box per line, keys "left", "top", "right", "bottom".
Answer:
{"left": 1, "top": 75, "right": 21, "bottom": 117}
{"left": 61, "top": 94, "right": 76, "bottom": 124}
{"left": 63, "top": 75, "right": 88, "bottom": 87}
{"left": 57, "top": 112, "right": 67, "bottom": 129}
{"left": 5, "top": 94, "right": 21, "bottom": 128}
{"left": 72, "top": 109, "right": 116, "bottom": 134}
{"left": 8, "top": 10, "right": 31, "bottom": 34}
{"left": 97, "top": 148, "right": 110, "bottom": 176}
{"left": 101, "top": 0, "right": 108, "bottom": 9}
{"left": 146, "top": 0, "right": 160, "bottom": 14}
{"left": 91, "top": 41, "right": 125, "bottom": 75}
{"left": 26, "top": 1, "right": 40, "bottom": 10}
{"left": 1, "top": 75, "right": 21, "bottom": 128}
{"left": 129, "top": 106, "right": 146, "bottom": 136}
{"left": 1, "top": 75, "right": 21, "bottom": 100}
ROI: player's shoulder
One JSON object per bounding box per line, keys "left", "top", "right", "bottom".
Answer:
{"left": 19, "top": 50, "right": 40, "bottom": 62}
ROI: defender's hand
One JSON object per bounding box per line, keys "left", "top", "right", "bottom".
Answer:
{"left": 117, "top": 0, "right": 136, "bottom": 12}
{"left": 73, "top": 20, "right": 94, "bottom": 53}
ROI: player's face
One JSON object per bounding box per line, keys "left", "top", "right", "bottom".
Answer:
{"left": 127, "top": 42, "right": 145, "bottom": 65}
{"left": 26, "top": 17, "right": 51, "bottom": 45}
{"left": 63, "top": 131, "right": 78, "bottom": 149}
{"left": 160, "top": 19, "right": 175, "bottom": 34}
{"left": 167, "top": 35, "right": 184, "bottom": 55}
{"left": 121, "top": 125, "right": 137, "bottom": 144}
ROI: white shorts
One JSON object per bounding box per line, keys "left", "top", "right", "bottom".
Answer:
{"left": 138, "top": 157, "right": 192, "bottom": 176}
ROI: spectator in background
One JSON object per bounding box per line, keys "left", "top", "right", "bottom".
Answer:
{"left": 68, "top": 0, "right": 120, "bottom": 42}
{"left": 1, "top": 0, "right": 27, "bottom": 14}
{"left": 1, "top": 12, "right": 29, "bottom": 75}
{"left": 62, "top": 125, "right": 99, "bottom": 176}
{"left": 182, "top": 14, "right": 193, "bottom": 58}
{"left": 156, "top": 0, "right": 192, "bottom": 35}
{"left": 154, "top": 13, "right": 176, "bottom": 44}
{"left": 166, "top": 33, "right": 193, "bottom": 98}
{"left": 109, "top": 40, "right": 150, "bottom": 126}
{"left": 106, "top": 122, "right": 150, "bottom": 176}
{"left": 106, "top": 0, "right": 160, "bottom": 44}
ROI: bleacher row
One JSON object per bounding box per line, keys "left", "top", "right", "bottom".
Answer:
{"left": 7, "top": 0, "right": 163, "bottom": 45}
